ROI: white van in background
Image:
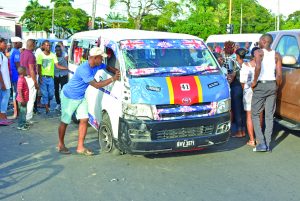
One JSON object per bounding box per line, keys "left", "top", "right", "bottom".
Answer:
{"left": 206, "top": 33, "right": 262, "bottom": 54}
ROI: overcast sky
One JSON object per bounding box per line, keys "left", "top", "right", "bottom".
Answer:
{"left": 1, "top": 0, "right": 299, "bottom": 18}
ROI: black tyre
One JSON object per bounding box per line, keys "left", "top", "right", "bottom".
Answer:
{"left": 98, "top": 113, "right": 121, "bottom": 154}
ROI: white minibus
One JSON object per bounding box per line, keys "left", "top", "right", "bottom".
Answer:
{"left": 69, "top": 29, "right": 231, "bottom": 154}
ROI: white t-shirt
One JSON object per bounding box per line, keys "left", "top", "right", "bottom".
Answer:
{"left": 0, "top": 52, "right": 11, "bottom": 89}
{"left": 240, "top": 62, "right": 255, "bottom": 90}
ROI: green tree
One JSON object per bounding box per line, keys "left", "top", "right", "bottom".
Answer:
{"left": 20, "top": 0, "right": 52, "bottom": 33}
{"left": 20, "top": 0, "right": 88, "bottom": 38}
{"left": 282, "top": 11, "right": 300, "bottom": 30}
{"left": 110, "top": 0, "right": 165, "bottom": 29}
{"left": 54, "top": 5, "right": 89, "bottom": 38}
{"left": 170, "top": 0, "right": 226, "bottom": 39}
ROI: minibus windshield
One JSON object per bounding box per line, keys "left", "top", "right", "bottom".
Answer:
{"left": 120, "top": 39, "right": 219, "bottom": 76}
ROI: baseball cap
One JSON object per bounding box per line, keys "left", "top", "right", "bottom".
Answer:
{"left": 11, "top": 37, "right": 22, "bottom": 43}
{"left": 89, "top": 47, "right": 107, "bottom": 57}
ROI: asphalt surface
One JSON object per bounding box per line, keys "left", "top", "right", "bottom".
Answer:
{"left": 0, "top": 111, "right": 299, "bottom": 201}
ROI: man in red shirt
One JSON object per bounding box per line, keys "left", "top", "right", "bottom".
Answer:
{"left": 20, "top": 39, "right": 39, "bottom": 123}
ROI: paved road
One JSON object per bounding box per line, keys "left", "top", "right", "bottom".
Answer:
{"left": 0, "top": 113, "right": 299, "bottom": 201}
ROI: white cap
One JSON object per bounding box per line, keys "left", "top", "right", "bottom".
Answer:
{"left": 89, "top": 47, "right": 107, "bottom": 57}
{"left": 11, "top": 36, "right": 22, "bottom": 43}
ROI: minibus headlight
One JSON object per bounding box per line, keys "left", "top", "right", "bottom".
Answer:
{"left": 123, "top": 103, "right": 155, "bottom": 120}
{"left": 216, "top": 99, "right": 231, "bottom": 114}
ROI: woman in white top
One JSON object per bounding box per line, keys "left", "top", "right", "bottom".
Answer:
{"left": 0, "top": 38, "right": 12, "bottom": 120}
{"left": 239, "top": 47, "right": 260, "bottom": 147}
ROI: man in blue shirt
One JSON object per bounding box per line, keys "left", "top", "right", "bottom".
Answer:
{"left": 57, "top": 47, "right": 120, "bottom": 155}
{"left": 9, "top": 37, "right": 22, "bottom": 119}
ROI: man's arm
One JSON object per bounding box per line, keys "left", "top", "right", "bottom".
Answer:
{"left": 55, "top": 63, "right": 68, "bottom": 70}
{"left": 251, "top": 49, "right": 263, "bottom": 88}
{"left": 28, "top": 64, "right": 38, "bottom": 89}
{"left": 275, "top": 52, "right": 282, "bottom": 87}
{"left": 89, "top": 71, "right": 120, "bottom": 89}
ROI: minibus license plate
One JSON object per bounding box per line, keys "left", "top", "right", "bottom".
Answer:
{"left": 176, "top": 140, "right": 195, "bottom": 148}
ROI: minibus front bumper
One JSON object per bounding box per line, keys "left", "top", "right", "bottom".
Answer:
{"left": 118, "top": 112, "right": 230, "bottom": 154}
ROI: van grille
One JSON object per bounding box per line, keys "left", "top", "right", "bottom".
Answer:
{"left": 156, "top": 103, "right": 214, "bottom": 120}
{"left": 155, "top": 125, "right": 214, "bottom": 140}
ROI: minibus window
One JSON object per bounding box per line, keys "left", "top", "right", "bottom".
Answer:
{"left": 122, "top": 48, "right": 218, "bottom": 70}
{"left": 70, "top": 39, "right": 94, "bottom": 65}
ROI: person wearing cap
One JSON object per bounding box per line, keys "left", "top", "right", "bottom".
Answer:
{"left": 57, "top": 47, "right": 120, "bottom": 155}
{"left": 37, "top": 40, "right": 67, "bottom": 114}
{"left": 9, "top": 37, "right": 22, "bottom": 119}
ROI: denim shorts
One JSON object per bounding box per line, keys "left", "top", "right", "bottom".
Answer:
{"left": 60, "top": 91, "right": 88, "bottom": 124}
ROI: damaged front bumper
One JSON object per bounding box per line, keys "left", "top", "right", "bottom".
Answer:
{"left": 118, "top": 112, "right": 230, "bottom": 154}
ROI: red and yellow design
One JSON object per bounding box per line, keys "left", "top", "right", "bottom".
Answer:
{"left": 166, "top": 76, "right": 203, "bottom": 105}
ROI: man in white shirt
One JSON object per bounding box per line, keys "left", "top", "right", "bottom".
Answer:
{"left": 0, "top": 38, "right": 11, "bottom": 120}
{"left": 251, "top": 34, "right": 282, "bottom": 152}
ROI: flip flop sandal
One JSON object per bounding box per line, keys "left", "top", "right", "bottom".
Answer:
{"left": 247, "top": 140, "right": 256, "bottom": 147}
{"left": 57, "top": 147, "right": 71, "bottom": 154}
{"left": 231, "top": 134, "right": 245, "bottom": 138}
{"left": 77, "top": 148, "right": 94, "bottom": 156}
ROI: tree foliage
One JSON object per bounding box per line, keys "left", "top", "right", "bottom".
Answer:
{"left": 21, "top": 0, "right": 88, "bottom": 38}
{"left": 282, "top": 11, "right": 300, "bottom": 30}
{"left": 110, "top": 0, "right": 165, "bottom": 29}
{"left": 20, "top": 0, "right": 52, "bottom": 33}
{"left": 168, "top": 0, "right": 276, "bottom": 40}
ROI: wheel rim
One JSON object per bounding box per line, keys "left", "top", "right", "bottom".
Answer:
{"left": 99, "top": 124, "right": 113, "bottom": 152}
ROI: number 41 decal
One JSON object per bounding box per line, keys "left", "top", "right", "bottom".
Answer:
{"left": 180, "top": 83, "right": 190, "bottom": 91}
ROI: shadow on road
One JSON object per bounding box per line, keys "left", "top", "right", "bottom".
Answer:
{"left": 0, "top": 149, "right": 64, "bottom": 200}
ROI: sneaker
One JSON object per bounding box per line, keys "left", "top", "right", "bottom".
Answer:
{"left": 26, "top": 120, "right": 35, "bottom": 125}
{"left": 55, "top": 104, "right": 61, "bottom": 111}
{"left": 253, "top": 144, "right": 267, "bottom": 152}
{"left": 17, "top": 125, "right": 30, "bottom": 131}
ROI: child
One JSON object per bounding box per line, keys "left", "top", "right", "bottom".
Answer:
{"left": 16, "top": 66, "right": 29, "bottom": 130}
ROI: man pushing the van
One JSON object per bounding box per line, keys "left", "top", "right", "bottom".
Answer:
{"left": 57, "top": 47, "right": 120, "bottom": 155}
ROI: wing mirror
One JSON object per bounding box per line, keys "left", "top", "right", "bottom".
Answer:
{"left": 282, "top": 55, "right": 300, "bottom": 68}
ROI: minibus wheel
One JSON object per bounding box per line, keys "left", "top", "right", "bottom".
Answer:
{"left": 98, "top": 113, "right": 119, "bottom": 154}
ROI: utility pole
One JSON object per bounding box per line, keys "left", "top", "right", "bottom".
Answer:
{"left": 277, "top": 0, "right": 280, "bottom": 31}
{"left": 52, "top": 6, "right": 54, "bottom": 34}
{"left": 92, "top": 0, "right": 97, "bottom": 30}
{"left": 240, "top": 3, "right": 243, "bottom": 34}
{"left": 229, "top": 0, "right": 232, "bottom": 24}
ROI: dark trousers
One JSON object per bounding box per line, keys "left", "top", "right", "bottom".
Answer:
{"left": 54, "top": 75, "right": 68, "bottom": 105}
{"left": 251, "top": 82, "right": 277, "bottom": 147}
{"left": 18, "top": 102, "right": 27, "bottom": 127}
{"left": 231, "top": 83, "right": 244, "bottom": 132}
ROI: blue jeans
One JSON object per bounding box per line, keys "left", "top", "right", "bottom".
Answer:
{"left": 12, "top": 82, "right": 17, "bottom": 101}
{"left": 0, "top": 89, "right": 10, "bottom": 113}
{"left": 18, "top": 102, "right": 27, "bottom": 127}
{"left": 40, "top": 76, "right": 54, "bottom": 105}
{"left": 231, "top": 84, "right": 245, "bottom": 132}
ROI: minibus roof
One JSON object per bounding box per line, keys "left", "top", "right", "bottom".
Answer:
{"left": 71, "top": 28, "right": 202, "bottom": 42}
{"left": 206, "top": 33, "right": 262, "bottom": 43}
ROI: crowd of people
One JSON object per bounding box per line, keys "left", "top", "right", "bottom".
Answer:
{"left": 0, "top": 36, "right": 120, "bottom": 156}
{"left": 0, "top": 37, "right": 69, "bottom": 130}
{"left": 212, "top": 34, "right": 282, "bottom": 152}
